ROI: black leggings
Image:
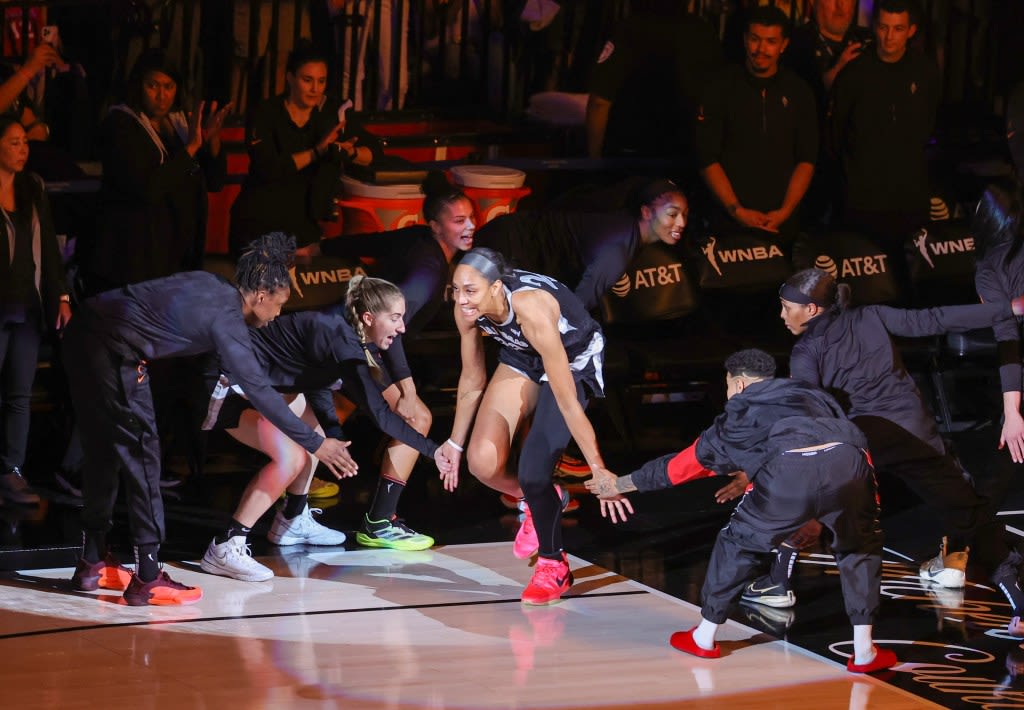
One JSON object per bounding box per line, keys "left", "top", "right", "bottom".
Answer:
{"left": 519, "top": 378, "right": 589, "bottom": 558}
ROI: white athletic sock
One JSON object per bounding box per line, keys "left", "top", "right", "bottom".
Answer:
{"left": 692, "top": 619, "right": 719, "bottom": 650}
{"left": 852, "top": 624, "right": 874, "bottom": 664}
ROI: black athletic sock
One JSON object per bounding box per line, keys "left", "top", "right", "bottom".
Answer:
{"left": 283, "top": 493, "right": 308, "bottom": 520}
{"left": 538, "top": 551, "right": 564, "bottom": 562}
{"left": 135, "top": 543, "right": 160, "bottom": 583}
{"left": 215, "top": 519, "right": 252, "bottom": 545}
{"left": 367, "top": 475, "right": 405, "bottom": 523}
{"left": 769, "top": 543, "right": 799, "bottom": 585}
{"left": 82, "top": 531, "right": 106, "bottom": 564}
{"left": 529, "top": 485, "right": 564, "bottom": 558}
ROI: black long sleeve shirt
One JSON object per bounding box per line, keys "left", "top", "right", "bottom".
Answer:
{"left": 630, "top": 378, "right": 865, "bottom": 491}
{"left": 85, "top": 271, "right": 324, "bottom": 453}
{"left": 975, "top": 242, "right": 1024, "bottom": 393}
{"left": 244, "top": 311, "right": 438, "bottom": 458}
{"left": 829, "top": 49, "right": 940, "bottom": 214}
{"left": 790, "top": 302, "right": 1014, "bottom": 452}
{"left": 696, "top": 64, "right": 818, "bottom": 220}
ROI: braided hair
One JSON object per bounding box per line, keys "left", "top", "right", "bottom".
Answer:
{"left": 344, "top": 274, "right": 405, "bottom": 373}
{"left": 235, "top": 232, "right": 296, "bottom": 295}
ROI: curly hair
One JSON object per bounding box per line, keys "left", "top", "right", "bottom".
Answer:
{"left": 724, "top": 349, "right": 777, "bottom": 379}
{"left": 234, "top": 232, "right": 295, "bottom": 295}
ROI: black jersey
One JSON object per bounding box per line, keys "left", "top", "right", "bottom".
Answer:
{"left": 475, "top": 270, "right": 604, "bottom": 387}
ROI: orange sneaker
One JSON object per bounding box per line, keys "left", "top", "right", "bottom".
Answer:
{"left": 521, "top": 553, "right": 573, "bottom": 605}
{"left": 123, "top": 571, "right": 203, "bottom": 606}
{"left": 71, "top": 554, "right": 134, "bottom": 592}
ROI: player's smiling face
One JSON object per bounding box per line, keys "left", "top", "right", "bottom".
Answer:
{"left": 452, "top": 265, "right": 501, "bottom": 320}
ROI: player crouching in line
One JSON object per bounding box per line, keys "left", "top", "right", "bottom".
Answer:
{"left": 586, "top": 348, "right": 897, "bottom": 673}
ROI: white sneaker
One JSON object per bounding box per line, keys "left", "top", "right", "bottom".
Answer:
{"left": 200, "top": 536, "right": 274, "bottom": 582}
{"left": 267, "top": 506, "right": 347, "bottom": 546}
{"left": 919, "top": 536, "right": 968, "bottom": 589}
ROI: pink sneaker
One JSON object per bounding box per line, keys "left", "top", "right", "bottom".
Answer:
{"left": 521, "top": 553, "right": 573, "bottom": 605}
{"left": 513, "top": 506, "right": 538, "bottom": 559}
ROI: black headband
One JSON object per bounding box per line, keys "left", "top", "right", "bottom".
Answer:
{"left": 779, "top": 282, "right": 828, "bottom": 307}
{"left": 460, "top": 252, "right": 502, "bottom": 283}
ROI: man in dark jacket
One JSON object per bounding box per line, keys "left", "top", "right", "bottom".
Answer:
{"left": 586, "top": 348, "right": 896, "bottom": 673}
{"left": 697, "top": 5, "right": 818, "bottom": 241}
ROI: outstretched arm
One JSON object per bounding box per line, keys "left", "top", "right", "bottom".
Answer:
{"left": 439, "top": 308, "right": 488, "bottom": 491}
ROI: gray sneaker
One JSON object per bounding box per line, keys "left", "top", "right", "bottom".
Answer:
{"left": 0, "top": 467, "right": 40, "bottom": 505}
{"left": 200, "top": 536, "right": 274, "bottom": 582}
{"left": 267, "top": 506, "right": 347, "bottom": 546}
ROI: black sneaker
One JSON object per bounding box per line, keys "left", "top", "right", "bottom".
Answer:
{"left": 71, "top": 554, "right": 133, "bottom": 591}
{"left": 0, "top": 467, "right": 40, "bottom": 505}
{"left": 741, "top": 575, "right": 796, "bottom": 608}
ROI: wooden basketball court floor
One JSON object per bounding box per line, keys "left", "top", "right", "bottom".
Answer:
{"left": 0, "top": 542, "right": 936, "bottom": 709}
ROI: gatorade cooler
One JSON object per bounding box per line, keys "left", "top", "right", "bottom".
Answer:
{"left": 337, "top": 176, "right": 425, "bottom": 235}
{"left": 449, "top": 165, "right": 531, "bottom": 226}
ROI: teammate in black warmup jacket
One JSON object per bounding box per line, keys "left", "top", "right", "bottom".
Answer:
{"left": 755, "top": 267, "right": 1024, "bottom": 636}
{"left": 586, "top": 349, "right": 896, "bottom": 673}
{"left": 437, "top": 248, "right": 612, "bottom": 605}
{"left": 64, "top": 233, "right": 354, "bottom": 605}
{"left": 198, "top": 277, "right": 454, "bottom": 582}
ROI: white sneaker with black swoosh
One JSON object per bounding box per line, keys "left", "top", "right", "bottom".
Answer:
{"left": 741, "top": 577, "right": 796, "bottom": 608}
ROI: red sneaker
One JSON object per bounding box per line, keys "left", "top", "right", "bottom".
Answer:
{"left": 521, "top": 554, "right": 573, "bottom": 605}
{"left": 847, "top": 647, "right": 898, "bottom": 673}
{"left": 123, "top": 571, "right": 203, "bottom": 606}
{"left": 513, "top": 507, "right": 539, "bottom": 559}
{"left": 71, "top": 554, "right": 134, "bottom": 592}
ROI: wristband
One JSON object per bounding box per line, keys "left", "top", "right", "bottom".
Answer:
{"left": 446, "top": 438, "right": 464, "bottom": 453}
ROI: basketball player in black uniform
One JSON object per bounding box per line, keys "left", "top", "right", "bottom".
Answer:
{"left": 438, "top": 248, "right": 612, "bottom": 605}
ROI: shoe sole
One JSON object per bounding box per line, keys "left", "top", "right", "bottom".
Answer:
{"left": 355, "top": 532, "right": 433, "bottom": 551}
{"left": 200, "top": 557, "right": 274, "bottom": 582}
{"left": 124, "top": 590, "right": 203, "bottom": 606}
{"left": 919, "top": 569, "right": 965, "bottom": 588}
{"left": 740, "top": 591, "right": 796, "bottom": 608}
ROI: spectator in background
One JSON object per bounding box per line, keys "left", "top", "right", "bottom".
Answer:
{"left": 697, "top": 5, "right": 817, "bottom": 242}
{"left": 784, "top": 0, "right": 869, "bottom": 224}
{"left": 0, "top": 43, "right": 60, "bottom": 142}
{"left": 830, "top": 0, "right": 939, "bottom": 257}
{"left": 585, "top": 0, "right": 721, "bottom": 176}
{"left": 229, "top": 41, "right": 351, "bottom": 258}
{"left": 785, "top": 0, "right": 868, "bottom": 112}
{"left": 0, "top": 116, "right": 71, "bottom": 505}
{"left": 83, "top": 49, "right": 229, "bottom": 294}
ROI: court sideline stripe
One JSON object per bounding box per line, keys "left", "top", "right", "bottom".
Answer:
{"left": 0, "top": 589, "right": 649, "bottom": 641}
